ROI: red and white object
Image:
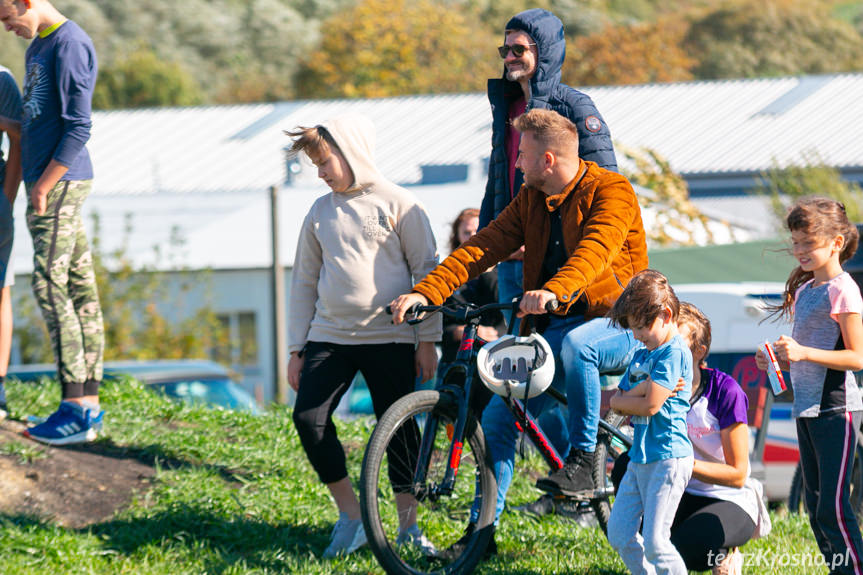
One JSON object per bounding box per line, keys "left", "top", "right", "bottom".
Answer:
{"left": 760, "top": 341, "right": 787, "bottom": 396}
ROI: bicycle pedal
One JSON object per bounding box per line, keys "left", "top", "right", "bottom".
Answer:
{"left": 548, "top": 488, "right": 594, "bottom": 501}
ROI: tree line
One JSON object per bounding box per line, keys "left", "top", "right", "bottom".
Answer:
{"left": 1, "top": 0, "right": 861, "bottom": 108}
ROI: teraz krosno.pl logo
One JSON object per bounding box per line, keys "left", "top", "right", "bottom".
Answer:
{"left": 709, "top": 548, "right": 854, "bottom": 570}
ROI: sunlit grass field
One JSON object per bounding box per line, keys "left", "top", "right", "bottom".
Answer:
{"left": 0, "top": 378, "right": 826, "bottom": 574}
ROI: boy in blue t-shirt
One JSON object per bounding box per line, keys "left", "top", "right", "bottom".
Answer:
{"left": 0, "top": 0, "right": 104, "bottom": 445}
{"left": 606, "top": 270, "right": 693, "bottom": 575}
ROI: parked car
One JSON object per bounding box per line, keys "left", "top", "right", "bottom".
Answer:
{"left": 6, "top": 359, "right": 261, "bottom": 414}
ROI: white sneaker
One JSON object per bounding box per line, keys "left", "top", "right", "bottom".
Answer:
{"left": 0, "top": 407, "right": 6, "bottom": 422}
{"left": 713, "top": 547, "right": 743, "bottom": 575}
{"left": 396, "top": 524, "right": 438, "bottom": 556}
{"left": 322, "top": 513, "right": 366, "bottom": 558}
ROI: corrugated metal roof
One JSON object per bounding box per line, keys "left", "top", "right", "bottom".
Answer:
{"left": 589, "top": 74, "right": 863, "bottom": 175}
{"left": 11, "top": 73, "right": 859, "bottom": 274}
{"left": 90, "top": 94, "right": 492, "bottom": 195}
{"left": 86, "top": 73, "right": 863, "bottom": 198}
{"left": 649, "top": 240, "right": 795, "bottom": 284}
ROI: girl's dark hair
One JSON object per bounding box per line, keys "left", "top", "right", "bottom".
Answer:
{"left": 678, "top": 302, "right": 711, "bottom": 362}
{"left": 449, "top": 208, "right": 480, "bottom": 254}
{"left": 768, "top": 197, "right": 858, "bottom": 322}
{"left": 609, "top": 269, "right": 680, "bottom": 329}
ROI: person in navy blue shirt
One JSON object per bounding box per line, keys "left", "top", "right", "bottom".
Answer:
{"left": 480, "top": 7, "right": 619, "bottom": 525}
{"left": 0, "top": 65, "right": 22, "bottom": 422}
{"left": 0, "top": 0, "right": 104, "bottom": 446}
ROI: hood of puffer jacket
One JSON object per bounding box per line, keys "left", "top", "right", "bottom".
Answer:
{"left": 503, "top": 8, "right": 565, "bottom": 105}
{"left": 320, "top": 113, "right": 384, "bottom": 192}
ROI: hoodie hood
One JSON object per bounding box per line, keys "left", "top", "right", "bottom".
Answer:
{"left": 320, "top": 113, "right": 383, "bottom": 192}
{"left": 504, "top": 8, "right": 565, "bottom": 106}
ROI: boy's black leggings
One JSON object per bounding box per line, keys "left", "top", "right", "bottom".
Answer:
{"left": 292, "top": 341, "right": 418, "bottom": 488}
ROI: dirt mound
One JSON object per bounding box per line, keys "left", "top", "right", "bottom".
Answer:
{"left": 0, "top": 419, "right": 156, "bottom": 528}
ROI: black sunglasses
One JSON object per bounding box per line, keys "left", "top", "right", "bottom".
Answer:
{"left": 498, "top": 43, "right": 536, "bottom": 58}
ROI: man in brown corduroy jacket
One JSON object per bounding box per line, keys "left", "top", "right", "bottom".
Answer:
{"left": 391, "top": 108, "right": 647, "bottom": 554}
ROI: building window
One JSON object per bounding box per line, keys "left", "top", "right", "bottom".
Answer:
{"left": 214, "top": 311, "right": 258, "bottom": 368}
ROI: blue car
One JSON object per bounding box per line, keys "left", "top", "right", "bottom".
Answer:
{"left": 6, "top": 359, "right": 261, "bottom": 414}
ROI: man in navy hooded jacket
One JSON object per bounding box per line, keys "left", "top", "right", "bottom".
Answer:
{"left": 481, "top": 8, "right": 617, "bottom": 315}
{"left": 482, "top": 9, "right": 616, "bottom": 227}
{"left": 473, "top": 9, "right": 618, "bottom": 527}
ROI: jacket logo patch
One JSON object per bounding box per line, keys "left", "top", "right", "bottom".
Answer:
{"left": 363, "top": 214, "right": 391, "bottom": 239}
{"left": 585, "top": 115, "right": 602, "bottom": 133}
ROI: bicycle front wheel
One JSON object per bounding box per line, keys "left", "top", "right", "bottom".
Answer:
{"left": 591, "top": 410, "right": 631, "bottom": 533}
{"left": 360, "top": 390, "right": 496, "bottom": 575}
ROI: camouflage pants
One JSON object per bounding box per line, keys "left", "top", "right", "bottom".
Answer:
{"left": 26, "top": 180, "right": 104, "bottom": 397}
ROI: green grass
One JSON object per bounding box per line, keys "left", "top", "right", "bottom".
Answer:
{"left": 0, "top": 379, "right": 828, "bottom": 574}
{"left": 0, "top": 439, "right": 47, "bottom": 464}
{"left": 833, "top": 1, "right": 863, "bottom": 24}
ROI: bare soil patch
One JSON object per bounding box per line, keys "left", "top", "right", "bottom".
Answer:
{"left": 0, "top": 419, "right": 156, "bottom": 528}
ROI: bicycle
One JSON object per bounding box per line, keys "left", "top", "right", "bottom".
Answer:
{"left": 359, "top": 300, "right": 633, "bottom": 575}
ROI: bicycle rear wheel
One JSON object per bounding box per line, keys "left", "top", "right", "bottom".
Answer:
{"left": 591, "top": 410, "right": 631, "bottom": 533}
{"left": 360, "top": 390, "right": 496, "bottom": 575}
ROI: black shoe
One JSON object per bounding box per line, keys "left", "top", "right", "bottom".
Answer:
{"left": 535, "top": 450, "right": 595, "bottom": 497}
{"left": 513, "top": 493, "right": 556, "bottom": 517}
{"left": 435, "top": 522, "right": 497, "bottom": 562}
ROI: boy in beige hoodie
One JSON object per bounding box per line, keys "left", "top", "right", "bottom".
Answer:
{"left": 286, "top": 114, "right": 441, "bottom": 558}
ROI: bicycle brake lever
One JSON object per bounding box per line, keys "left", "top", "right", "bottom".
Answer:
{"left": 405, "top": 302, "right": 424, "bottom": 325}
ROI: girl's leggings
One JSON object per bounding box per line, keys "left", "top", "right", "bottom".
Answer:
{"left": 798, "top": 411, "right": 863, "bottom": 575}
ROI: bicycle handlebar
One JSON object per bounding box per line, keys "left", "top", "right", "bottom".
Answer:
{"left": 386, "top": 298, "right": 558, "bottom": 325}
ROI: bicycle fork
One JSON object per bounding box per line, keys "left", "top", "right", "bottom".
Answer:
{"left": 412, "top": 324, "right": 483, "bottom": 500}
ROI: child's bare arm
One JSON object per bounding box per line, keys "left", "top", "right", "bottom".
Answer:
{"left": 618, "top": 380, "right": 648, "bottom": 398}
{"left": 772, "top": 314, "right": 863, "bottom": 372}
{"left": 610, "top": 378, "right": 674, "bottom": 417}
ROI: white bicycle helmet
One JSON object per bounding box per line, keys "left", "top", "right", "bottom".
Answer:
{"left": 476, "top": 333, "right": 555, "bottom": 399}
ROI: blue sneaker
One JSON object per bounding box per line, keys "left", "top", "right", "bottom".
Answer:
{"left": 23, "top": 402, "right": 103, "bottom": 446}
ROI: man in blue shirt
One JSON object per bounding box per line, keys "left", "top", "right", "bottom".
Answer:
{"left": 0, "top": 65, "right": 23, "bottom": 422}
{"left": 0, "top": 0, "right": 104, "bottom": 445}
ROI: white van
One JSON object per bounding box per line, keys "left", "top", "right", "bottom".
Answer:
{"left": 675, "top": 283, "right": 798, "bottom": 503}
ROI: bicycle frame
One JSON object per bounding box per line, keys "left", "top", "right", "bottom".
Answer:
{"left": 506, "top": 396, "right": 564, "bottom": 470}
{"left": 406, "top": 300, "right": 632, "bottom": 502}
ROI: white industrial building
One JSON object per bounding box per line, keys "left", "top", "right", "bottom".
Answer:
{"left": 6, "top": 73, "right": 862, "bottom": 402}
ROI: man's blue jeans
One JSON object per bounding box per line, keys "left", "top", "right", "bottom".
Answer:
{"left": 496, "top": 259, "right": 522, "bottom": 332}
{"left": 496, "top": 259, "right": 569, "bottom": 452}
{"left": 561, "top": 318, "right": 641, "bottom": 452}
{"left": 474, "top": 316, "right": 640, "bottom": 523}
